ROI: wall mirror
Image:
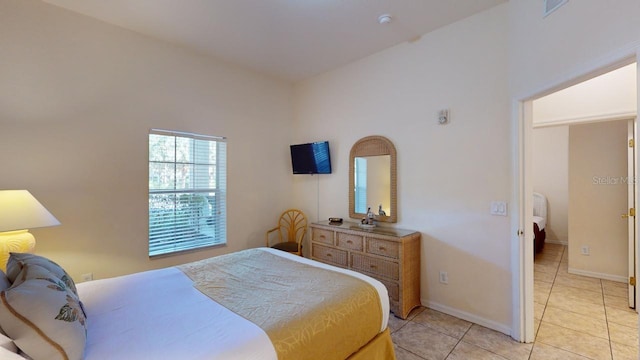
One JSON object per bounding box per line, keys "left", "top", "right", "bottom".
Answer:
{"left": 349, "top": 136, "right": 397, "bottom": 223}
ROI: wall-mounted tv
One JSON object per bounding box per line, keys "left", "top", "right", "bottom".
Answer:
{"left": 290, "top": 141, "right": 332, "bottom": 174}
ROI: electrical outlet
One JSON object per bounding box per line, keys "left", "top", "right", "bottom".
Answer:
{"left": 81, "top": 273, "right": 93, "bottom": 282}
{"left": 580, "top": 246, "right": 590, "bottom": 256}
{"left": 439, "top": 271, "right": 448, "bottom": 284}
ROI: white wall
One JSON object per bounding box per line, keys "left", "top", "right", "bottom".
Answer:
{"left": 294, "top": 5, "right": 512, "bottom": 331}
{"left": 0, "top": 0, "right": 294, "bottom": 280}
{"left": 532, "top": 126, "right": 569, "bottom": 243}
{"left": 509, "top": 0, "right": 640, "bottom": 99}
{"left": 533, "top": 63, "right": 637, "bottom": 126}
{"left": 568, "top": 121, "right": 629, "bottom": 281}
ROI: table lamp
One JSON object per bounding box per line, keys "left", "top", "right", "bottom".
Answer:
{"left": 0, "top": 190, "right": 60, "bottom": 272}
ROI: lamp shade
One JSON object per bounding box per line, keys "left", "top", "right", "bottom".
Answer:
{"left": 0, "top": 190, "right": 60, "bottom": 232}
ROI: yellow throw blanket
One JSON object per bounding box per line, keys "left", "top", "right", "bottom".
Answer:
{"left": 178, "top": 249, "right": 383, "bottom": 360}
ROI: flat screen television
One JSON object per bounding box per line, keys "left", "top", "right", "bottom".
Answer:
{"left": 290, "top": 141, "right": 332, "bottom": 174}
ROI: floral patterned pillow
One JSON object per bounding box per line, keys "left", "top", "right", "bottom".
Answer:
{"left": 0, "top": 264, "right": 86, "bottom": 360}
{"left": 0, "top": 270, "right": 13, "bottom": 344}
{"left": 0, "top": 271, "right": 9, "bottom": 292}
{"left": 6, "top": 253, "right": 78, "bottom": 296}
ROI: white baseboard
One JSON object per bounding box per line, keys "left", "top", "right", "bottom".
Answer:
{"left": 422, "top": 299, "right": 512, "bottom": 337}
{"left": 546, "top": 239, "right": 568, "bottom": 246}
{"left": 568, "top": 268, "right": 627, "bottom": 283}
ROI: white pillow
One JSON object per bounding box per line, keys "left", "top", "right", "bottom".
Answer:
{"left": 0, "top": 264, "right": 86, "bottom": 360}
{"left": 0, "top": 346, "right": 27, "bottom": 360}
{"left": 0, "top": 332, "right": 18, "bottom": 353}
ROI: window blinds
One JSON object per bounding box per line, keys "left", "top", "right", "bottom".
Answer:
{"left": 148, "top": 129, "right": 227, "bottom": 257}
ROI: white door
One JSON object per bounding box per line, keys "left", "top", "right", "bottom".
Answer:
{"left": 627, "top": 119, "right": 636, "bottom": 308}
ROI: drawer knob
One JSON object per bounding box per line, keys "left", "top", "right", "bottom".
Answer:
{"left": 347, "top": 240, "right": 353, "bottom": 244}
{"left": 379, "top": 247, "right": 386, "bottom": 251}
{"left": 370, "top": 265, "right": 377, "bottom": 269}
{"left": 326, "top": 253, "right": 332, "bottom": 257}
{"left": 320, "top": 235, "right": 326, "bottom": 239}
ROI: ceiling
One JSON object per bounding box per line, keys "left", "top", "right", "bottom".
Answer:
{"left": 43, "top": 0, "right": 506, "bottom": 82}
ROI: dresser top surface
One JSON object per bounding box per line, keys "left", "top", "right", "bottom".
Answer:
{"left": 311, "top": 220, "right": 419, "bottom": 238}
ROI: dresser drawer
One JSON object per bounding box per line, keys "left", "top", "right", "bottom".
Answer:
{"left": 312, "top": 244, "right": 347, "bottom": 267}
{"left": 351, "top": 254, "right": 398, "bottom": 280}
{"left": 367, "top": 238, "right": 399, "bottom": 259}
{"left": 312, "top": 228, "right": 334, "bottom": 245}
{"left": 389, "top": 300, "right": 400, "bottom": 317}
{"left": 336, "top": 232, "right": 363, "bottom": 252}
{"left": 377, "top": 278, "right": 399, "bottom": 301}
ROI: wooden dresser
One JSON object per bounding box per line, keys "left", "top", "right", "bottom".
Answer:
{"left": 309, "top": 221, "right": 420, "bottom": 319}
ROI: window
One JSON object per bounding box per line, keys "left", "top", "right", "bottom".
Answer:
{"left": 354, "top": 157, "right": 367, "bottom": 214}
{"left": 148, "top": 129, "right": 227, "bottom": 257}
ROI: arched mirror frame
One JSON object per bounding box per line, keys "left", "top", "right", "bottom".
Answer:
{"left": 349, "top": 135, "right": 397, "bottom": 223}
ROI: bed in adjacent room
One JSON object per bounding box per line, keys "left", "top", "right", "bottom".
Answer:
{"left": 0, "top": 248, "right": 395, "bottom": 360}
{"left": 533, "top": 192, "right": 547, "bottom": 254}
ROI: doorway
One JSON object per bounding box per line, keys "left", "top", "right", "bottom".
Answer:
{"left": 515, "top": 60, "right": 639, "bottom": 343}
{"left": 533, "top": 119, "right": 633, "bottom": 286}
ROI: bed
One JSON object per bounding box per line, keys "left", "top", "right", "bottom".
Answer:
{"left": 0, "top": 248, "right": 395, "bottom": 360}
{"left": 533, "top": 192, "right": 547, "bottom": 254}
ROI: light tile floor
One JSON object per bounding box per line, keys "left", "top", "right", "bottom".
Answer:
{"left": 390, "top": 243, "right": 639, "bottom": 359}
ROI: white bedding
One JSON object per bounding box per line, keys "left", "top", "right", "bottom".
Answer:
{"left": 533, "top": 215, "right": 546, "bottom": 231}
{"left": 77, "top": 248, "right": 389, "bottom": 360}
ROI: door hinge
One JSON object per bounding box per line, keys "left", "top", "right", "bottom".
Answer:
{"left": 631, "top": 208, "right": 636, "bottom": 217}
{"left": 631, "top": 277, "right": 636, "bottom": 286}
{"left": 630, "top": 139, "right": 635, "bottom": 148}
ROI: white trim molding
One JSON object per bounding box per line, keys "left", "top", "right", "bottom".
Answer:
{"left": 423, "top": 299, "right": 512, "bottom": 338}
{"left": 568, "top": 268, "right": 627, "bottom": 283}
{"left": 533, "top": 111, "right": 637, "bottom": 128}
{"left": 545, "top": 239, "right": 568, "bottom": 246}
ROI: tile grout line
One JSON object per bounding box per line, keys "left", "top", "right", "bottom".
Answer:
{"left": 395, "top": 344, "right": 425, "bottom": 360}
{"left": 535, "top": 245, "right": 563, "bottom": 338}
{"left": 529, "top": 246, "right": 561, "bottom": 359}
{"left": 443, "top": 325, "right": 511, "bottom": 360}
{"left": 601, "top": 279, "right": 615, "bottom": 360}
{"left": 538, "top": 246, "right": 613, "bottom": 359}
{"left": 539, "top": 245, "right": 621, "bottom": 359}
{"left": 530, "top": 245, "right": 563, "bottom": 356}
{"left": 534, "top": 245, "right": 609, "bottom": 359}
{"left": 443, "top": 325, "right": 469, "bottom": 359}
{"left": 390, "top": 313, "right": 427, "bottom": 360}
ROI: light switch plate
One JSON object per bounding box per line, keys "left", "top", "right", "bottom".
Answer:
{"left": 490, "top": 201, "right": 508, "bottom": 216}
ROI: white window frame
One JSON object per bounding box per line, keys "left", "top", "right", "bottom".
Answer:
{"left": 148, "top": 129, "right": 227, "bottom": 257}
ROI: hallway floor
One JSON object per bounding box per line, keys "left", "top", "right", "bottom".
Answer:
{"left": 390, "top": 243, "right": 638, "bottom": 359}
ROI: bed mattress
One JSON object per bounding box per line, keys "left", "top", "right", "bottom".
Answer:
{"left": 77, "top": 248, "right": 389, "bottom": 360}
